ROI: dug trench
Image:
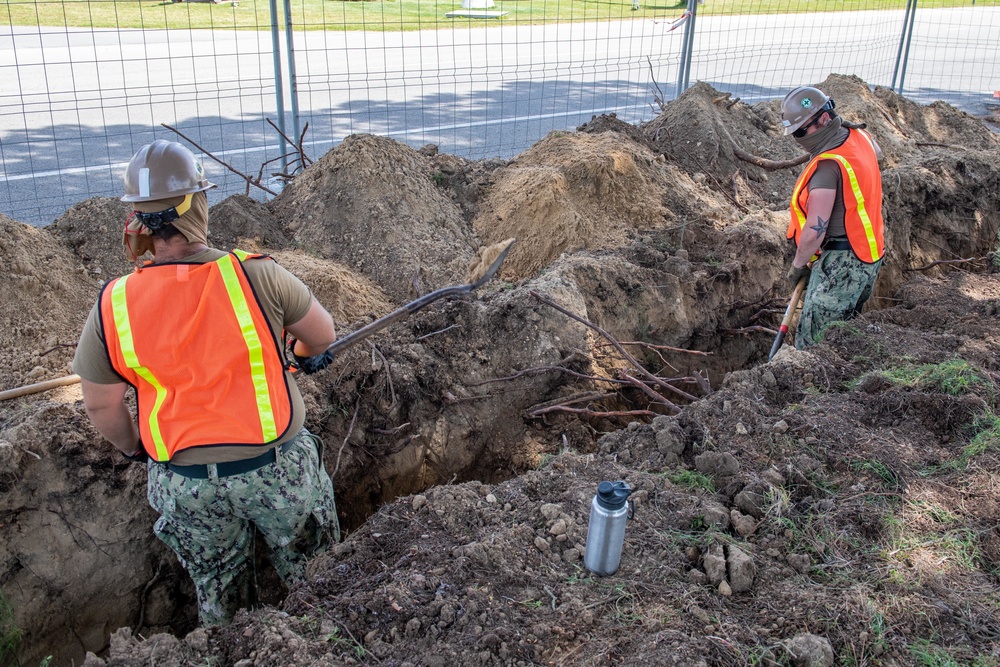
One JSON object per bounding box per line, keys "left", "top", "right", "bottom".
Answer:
{"left": 2, "top": 74, "right": 1000, "bottom": 666}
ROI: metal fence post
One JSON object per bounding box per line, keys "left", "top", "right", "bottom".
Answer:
{"left": 891, "top": 0, "right": 917, "bottom": 94}
{"left": 676, "top": 0, "right": 700, "bottom": 97}
{"left": 269, "top": 0, "right": 289, "bottom": 173}
{"left": 282, "top": 0, "right": 301, "bottom": 152}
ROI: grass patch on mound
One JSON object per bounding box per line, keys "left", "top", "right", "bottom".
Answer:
{"left": 0, "top": 591, "right": 22, "bottom": 662}
{"left": 867, "top": 359, "right": 993, "bottom": 397}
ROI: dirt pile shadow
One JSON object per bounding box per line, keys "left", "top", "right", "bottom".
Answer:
{"left": 2, "top": 74, "right": 1000, "bottom": 666}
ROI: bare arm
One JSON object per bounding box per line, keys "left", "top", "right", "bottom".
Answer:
{"left": 80, "top": 379, "right": 141, "bottom": 455}
{"left": 792, "top": 187, "right": 836, "bottom": 269}
{"left": 286, "top": 297, "right": 337, "bottom": 357}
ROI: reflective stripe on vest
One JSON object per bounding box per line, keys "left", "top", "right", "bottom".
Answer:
{"left": 788, "top": 129, "right": 884, "bottom": 263}
{"left": 108, "top": 273, "right": 171, "bottom": 461}
{"left": 101, "top": 252, "right": 291, "bottom": 461}
{"left": 214, "top": 254, "right": 280, "bottom": 441}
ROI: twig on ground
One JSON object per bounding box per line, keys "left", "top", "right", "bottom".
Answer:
{"left": 416, "top": 324, "right": 461, "bottom": 341}
{"left": 333, "top": 397, "right": 361, "bottom": 477}
{"left": 721, "top": 325, "right": 778, "bottom": 336}
{"left": 530, "top": 291, "right": 702, "bottom": 403}
{"left": 40, "top": 343, "right": 77, "bottom": 356}
{"left": 619, "top": 371, "right": 679, "bottom": 414}
{"left": 526, "top": 391, "right": 615, "bottom": 416}
{"left": 370, "top": 343, "right": 396, "bottom": 409}
{"left": 602, "top": 341, "right": 712, "bottom": 356}
{"left": 527, "top": 406, "right": 657, "bottom": 418}
{"left": 372, "top": 423, "right": 411, "bottom": 435}
{"left": 908, "top": 257, "right": 983, "bottom": 272}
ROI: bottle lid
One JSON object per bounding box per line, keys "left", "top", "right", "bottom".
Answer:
{"left": 596, "top": 480, "right": 631, "bottom": 509}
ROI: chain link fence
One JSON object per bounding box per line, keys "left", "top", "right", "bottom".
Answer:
{"left": 1, "top": 0, "right": 997, "bottom": 225}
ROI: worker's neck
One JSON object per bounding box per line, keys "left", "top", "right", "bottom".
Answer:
{"left": 152, "top": 238, "right": 209, "bottom": 263}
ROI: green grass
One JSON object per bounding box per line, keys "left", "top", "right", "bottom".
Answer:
{"left": 4, "top": 0, "right": 993, "bottom": 31}
{"left": 873, "top": 359, "right": 993, "bottom": 397}
{"left": 666, "top": 469, "right": 715, "bottom": 492}
{"left": 0, "top": 591, "right": 22, "bottom": 662}
{"left": 911, "top": 648, "right": 1000, "bottom": 667}
{"left": 851, "top": 458, "right": 900, "bottom": 489}
{"left": 927, "top": 410, "right": 1000, "bottom": 473}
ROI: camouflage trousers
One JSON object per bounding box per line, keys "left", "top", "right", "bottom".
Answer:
{"left": 147, "top": 429, "right": 340, "bottom": 627}
{"left": 796, "top": 249, "right": 883, "bottom": 349}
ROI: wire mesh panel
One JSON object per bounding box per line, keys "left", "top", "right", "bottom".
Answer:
{"left": 902, "top": 4, "right": 1000, "bottom": 115}
{"left": 288, "top": 0, "right": 685, "bottom": 163}
{"left": 0, "top": 0, "right": 997, "bottom": 226}
{"left": 0, "top": 1, "right": 286, "bottom": 225}
{"left": 678, "top": 0, "right": 910, "bottom": 103}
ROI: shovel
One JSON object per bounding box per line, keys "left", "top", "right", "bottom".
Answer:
{"left": 768, "top": 275, "right": 808, "bottom": 361}
{"left": 0, "top": 239, "right": 516, "bottom": 401}
{"left": 322, "top": 237, "right": 514, "bottom": 356}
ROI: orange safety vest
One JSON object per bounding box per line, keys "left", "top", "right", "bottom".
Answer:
{"left": 99, "top": 251, "right": 293, "bottom": 462}
{"left": 787, "top": 128, "right": 885, "bottom": 264}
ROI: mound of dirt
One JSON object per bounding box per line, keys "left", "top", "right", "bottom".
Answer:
{"left": 472, "top": 131, "right": 684, "bottom": 281}
{"left": 269, "top": 134, "right": 480, "bottom": 302}
{"left": 0, "top": 214, "right": 101, "bottom": 392}
{"left": 3, "top": 74, "right": 1000, "bottom": 667}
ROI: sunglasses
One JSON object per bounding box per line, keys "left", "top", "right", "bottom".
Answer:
{"left": 792, "top": 99, "right": 835, "bottom": 138}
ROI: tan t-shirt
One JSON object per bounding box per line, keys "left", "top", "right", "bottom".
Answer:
{"left": 804, "top": 124, "right": 850, "bottom": 240}
{"left": 73, "top": 248, "right": 314, "bottom": 465}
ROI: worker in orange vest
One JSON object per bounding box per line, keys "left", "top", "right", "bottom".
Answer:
{"left": 74, "top": 140, "right": 340, "bottom": 626}
{"left": 782, "top": 86, "right": 886, "bottom": 349}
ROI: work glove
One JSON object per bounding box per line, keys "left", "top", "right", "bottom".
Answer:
{"left": 786, "top": 264, "right": 810, "bottom": 288}
{"left": 288, "top": 338, "right": 335, "bottom": 375}
{"left": 122, "top": 443, "right": 148, "bottom": 463}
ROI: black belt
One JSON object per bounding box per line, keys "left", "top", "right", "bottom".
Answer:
{"left": 822, "top": 238, "right": 852, "bottom": 251}
{"left": 164, "top": 440, "right": 295, "bottom": 479}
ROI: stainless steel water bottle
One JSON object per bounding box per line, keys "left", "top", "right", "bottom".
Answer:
{"left": 584, "top": 480, "right": 631, "bottom": 576}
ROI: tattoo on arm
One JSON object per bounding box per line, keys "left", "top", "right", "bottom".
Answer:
{"left": 809, "top": 215, "right": 829, "bottom": 236}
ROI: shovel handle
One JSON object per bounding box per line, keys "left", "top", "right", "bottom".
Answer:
{"left": 0, "top": 374, "right": 82, "bottom": 401}
{"left": 768, "top": 276, "right": 808, "bottom": 361}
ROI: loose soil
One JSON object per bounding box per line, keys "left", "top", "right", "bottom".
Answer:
{"left": 2, "top": 74, "right": 1000, "bottom": 667}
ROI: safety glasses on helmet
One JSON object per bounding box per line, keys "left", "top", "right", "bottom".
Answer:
{"left": 792, "top": 99, "right": 835, "bottom": 138}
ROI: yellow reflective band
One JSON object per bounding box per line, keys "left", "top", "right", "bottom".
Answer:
{"left": 215, "top": 255, "right": 278, "bottom": 440}
{"left": 790, "top": 176, "right": 809, "bottom": 230}
{"left": 818, "top": 152, "right": 880, "bottom": 260}
{"left": 109, "top": 275, "right": 170, "bottom": 461}
{"left": 174, "top": 193, "right": 193, "bottom": 218}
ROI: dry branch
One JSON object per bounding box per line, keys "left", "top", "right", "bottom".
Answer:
{"left": 733, "top": 147, "right": 810, "bottom": 171}
{"left": 161, "top": 123, "right": 278, "bottom": 196}
{"left": 907, "top": 257, "right": 983, "bottom": 272}
{"left": 529, "top": 290, "right": 703, "bottom": 403}
{"left": 721, "top": 325, "right": 778, "bottom": 336}
{"left": 525, "top": 391, "right": 615, "bottom": 417}
{"left": 619, "top": 371, "right": 679, "bottom": 414}
{"left": 527, "top": 406, "right": 657, "bottom": 419}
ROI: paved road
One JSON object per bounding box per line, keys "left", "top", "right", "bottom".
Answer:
{"left": 0, "top": 6, "right": 996, "bottom": 225}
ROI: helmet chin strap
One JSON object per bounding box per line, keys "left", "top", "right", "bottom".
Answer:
{"left": 133, "top": 193, "right": 194, "bottom": 231}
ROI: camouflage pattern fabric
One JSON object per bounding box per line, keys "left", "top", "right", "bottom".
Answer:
{"left": 796, "top": 249, "right": 883, "bottom": 349}
{"left": 147, "top": 429, "right": 340, "bottom": 626}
